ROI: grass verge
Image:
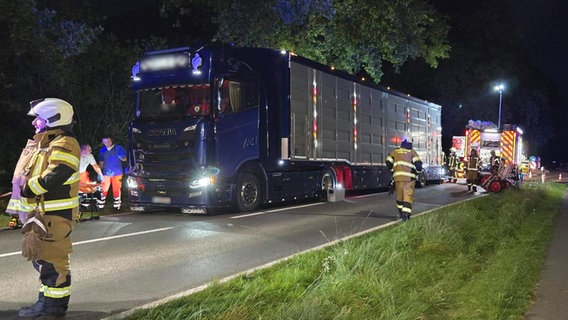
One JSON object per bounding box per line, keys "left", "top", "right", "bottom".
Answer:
{"left": 120, "top": 183, "right": 566, "bottom": 320}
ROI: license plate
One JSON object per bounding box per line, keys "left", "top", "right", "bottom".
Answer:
{"left": 152, "top": 196, "right": 171, "bottom": 204}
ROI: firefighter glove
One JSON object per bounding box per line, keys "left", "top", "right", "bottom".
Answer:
{"left": 21, "top": 208, "right": 48, "bottom": 261}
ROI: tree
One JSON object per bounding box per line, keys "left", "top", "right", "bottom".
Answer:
{"left": 161, "top": 0, "right": 450, "bottom": 83}
{"left": 0, "top": 0, "right": 103, "bottom": 191}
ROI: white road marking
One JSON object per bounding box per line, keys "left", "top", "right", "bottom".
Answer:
{"left": 0, "top": 227, "right": 175, "bottom": 258}
{"left": 230, "top": 202, "right": 325, "bottom": 219}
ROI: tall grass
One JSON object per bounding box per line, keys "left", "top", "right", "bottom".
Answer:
{"left": 113, "top": 184, "right": 567, "bottom": 319}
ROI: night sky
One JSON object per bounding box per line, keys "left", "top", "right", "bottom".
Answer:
{"left": 510, "top": 0, "right": 568, "bottom": 103}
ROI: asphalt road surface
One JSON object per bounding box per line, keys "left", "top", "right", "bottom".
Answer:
{"left": 0, "top": 181, "right": 479, "bottom": 320}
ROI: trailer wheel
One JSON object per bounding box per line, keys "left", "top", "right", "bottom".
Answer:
{"left": 319, "top": 169, "right": 336, "bottom": 201}
{"left": 235, "top": 173, "right": 262, "bottom": 212}
{"left": 416, "top": 171, "right": 427, "bottom": 188}
{"left": 488, "top": 180, "right": 502, "bottom": 193}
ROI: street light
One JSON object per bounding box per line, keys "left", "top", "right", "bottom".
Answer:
{"left": 494, "top": 83, "right": 505, "bottom": 129}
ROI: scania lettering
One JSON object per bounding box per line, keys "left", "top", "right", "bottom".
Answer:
{"left": 126, "top": 46, "right": 444, "bottom": 214}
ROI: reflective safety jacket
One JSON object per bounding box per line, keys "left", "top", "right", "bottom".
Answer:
{"left": 448, "top": 154, "right": 460, "bottom": 170}
{"left": 16, "top": 128, "right": 80, "bottom": 221}
{"left": 465, "top": 155, "right": 481, "bottom": 172}
{"left": 386, "top": 146, "right": 423, "bottom": 182}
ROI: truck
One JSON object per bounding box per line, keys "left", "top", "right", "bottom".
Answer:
{"left": 462, "top": 120, "right": 524, "bottom": 167}
{"left": 126, "top": 46, "right": 444, "bottom": 214}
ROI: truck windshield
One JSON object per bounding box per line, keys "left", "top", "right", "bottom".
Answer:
{"left": 137, "top": 84, "right": 211, "bottom": 119}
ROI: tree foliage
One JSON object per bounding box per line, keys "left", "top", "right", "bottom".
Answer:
{"left": 0, "top": 0, "right": 134, "bottom": 191}
{"left": 162, "top": 0, "right": 450, "bottom": 83}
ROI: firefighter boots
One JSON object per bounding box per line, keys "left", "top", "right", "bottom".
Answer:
{"left": 18, "top": 302, "right": 66, "bottom": 319}
{"left": 18, "top": 300, "right": 44, "bottom": 317}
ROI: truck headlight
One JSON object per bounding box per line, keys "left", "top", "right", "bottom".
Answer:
{"left": 189, "top": 167, "right": 220, "bottom": 189}
{"left": 127, "top": 177, "right": 138, "bottom": 189}
{"left": 190, "top": 176, "right": 214, "bottom": 188}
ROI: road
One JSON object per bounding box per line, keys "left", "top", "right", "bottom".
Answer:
{"left": 0, "top": 182, "right": 478, "bottom": 320}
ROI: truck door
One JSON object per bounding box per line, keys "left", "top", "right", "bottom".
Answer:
{"left": 215, "top": 76, "right": 260, "bottom": 179}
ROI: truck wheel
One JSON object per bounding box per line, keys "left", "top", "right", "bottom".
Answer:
{"left": 319, "top": 169, "right": 336, "bottom": 201}
{"left": 235, "top": 173, "right": 262, "bottom": 212}
{"left": 416, "top": 172, "right": 427, "bottom": 188}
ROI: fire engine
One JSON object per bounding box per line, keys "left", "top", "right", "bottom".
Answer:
{"left": 458, "top": 120, "right": 525, "bottom": 192}
{"left": 462, "top": 120, "right": 524, "bottom": 167}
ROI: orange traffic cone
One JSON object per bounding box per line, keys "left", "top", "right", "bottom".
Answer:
{"left": 559, "top": 173, "right": 562, "bottom": 180}
{"left": 528, "top": 170, "right": 532, "bottom": 179}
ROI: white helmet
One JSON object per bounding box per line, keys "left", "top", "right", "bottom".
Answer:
{"left": 450, "top": 147, "right": 456, "bottom": 152}
{"left": 28, "top": 98, "right": 74, "bottom": 127}
{"left": 401, "top": 134, "right": 413, "bottom": 143}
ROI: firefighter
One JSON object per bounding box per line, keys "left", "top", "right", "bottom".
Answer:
{"left": 447, "top": 148, "right": 460, "bottom": 183}
{"left": 13, "top": 98, "right": 80, "bottom": 319}
{"left": 464, "top": 148, "right": 481, "bottom": 192}
{"left": 386, "top": 135, "right": 423, "bottom": 221}
{"left": 489, "top": 150, "right": 501, "bottom": 174}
